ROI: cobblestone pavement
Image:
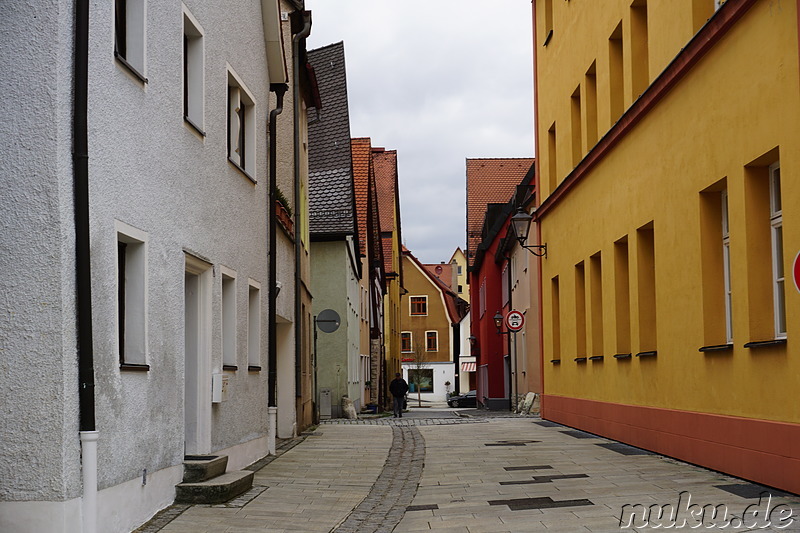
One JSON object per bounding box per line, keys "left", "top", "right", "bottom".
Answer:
{"left": 148, "top": 411, "right": 800, "bottom": 532}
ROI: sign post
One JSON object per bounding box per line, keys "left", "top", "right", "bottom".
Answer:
{"left": 504, "top": 310, "right": 524, "bottom": 411}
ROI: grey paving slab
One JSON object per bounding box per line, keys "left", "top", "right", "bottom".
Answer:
{"left": 145, "top": 414, "right": 800, "bottom": 533}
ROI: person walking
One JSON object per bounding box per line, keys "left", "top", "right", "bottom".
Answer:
{"left": 389, "top": 372, "right": 409, "bottom": 418}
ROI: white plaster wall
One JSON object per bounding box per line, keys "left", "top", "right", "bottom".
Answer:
{"left": 402, "top": 362, "right": 455, "bottom": 403}
{"left": 84, "top": 0, "right": 275, "bottom": 495}
{"left": 0, "top": 0, "right": 82, "bottom": 502}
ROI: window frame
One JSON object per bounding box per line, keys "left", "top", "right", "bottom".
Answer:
{"left": 114, "top": 0, "right": 148, "bottom": 83}
{"left": 401, "top": 332, "right": 413, "bottom": 353}
{"left": 247, "top": 281, "right": 262, "bottom": 371}
{"left": 769, "top": 162, "right": 786, "bottom": 338}
{"left": 221, "top": 267, "right": 237, "bottom": 370}
{"left": 409, "top": 296, "right": 428, "bottom": 316}
{"left": 227, "top": 67, "right": 257, "bottom": 182}
{"left": 183, "top": 7, "right": 205, "bottom": 135}
{"left": 721, "top": 190, "right": 733, "bottom": 343}
{"left": 425, "top": 330, "right": 438, "bottom": 352}
{"left": 116, "top": 221, "right": 149, "bottom": 370}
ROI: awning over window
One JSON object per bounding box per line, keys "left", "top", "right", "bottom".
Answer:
{"left": 461, "top": 362, "right": 476, "bottom": 372}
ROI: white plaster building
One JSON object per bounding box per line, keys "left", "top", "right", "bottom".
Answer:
{"left": 0, "top": 1, "right": 294, "bottom": 532}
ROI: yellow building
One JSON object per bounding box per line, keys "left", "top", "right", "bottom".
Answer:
{"left": 449, "top": 248, "right": 469, "bottom": 303}
{"left": 533, "top": 0, "right": 800, "bottom": 493}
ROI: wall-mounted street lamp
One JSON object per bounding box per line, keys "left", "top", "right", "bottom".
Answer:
{"left": 510, "top": 208, "right": 547, "bottom": 257}
{"left": 493, "top": 311, "right": 506, "bottom": 335}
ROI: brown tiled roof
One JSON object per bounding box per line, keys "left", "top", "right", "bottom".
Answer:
{"left": 405, "top": 250, "right": 468, "bottom": 324}
{"left": 423, "top": 264, "right": 453, "bottom": 290}
{"left": 466, "top": 158, "right": 534, "bottom": 267}
{"left": 351, "top": 138, "right": 372, "bottom": 255}
{"left": 307, "top": 42, "right": 356, "bottom": 236}
{"left": 373, "top": 148, "right": 400, "bottom": 275}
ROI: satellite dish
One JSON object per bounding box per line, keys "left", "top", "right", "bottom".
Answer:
{"left": 316, "top": 309, "right": 341, "bottom": 333}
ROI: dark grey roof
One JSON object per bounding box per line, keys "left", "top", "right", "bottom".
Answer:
{"left": 307, "top": 42, "right": 356, "bottom": 236}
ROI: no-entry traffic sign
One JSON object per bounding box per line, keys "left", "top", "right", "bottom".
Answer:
{"left": 505, "top": 310, "right": 525, "bottom": 332}
{"left": 794, "top": 251, "right": 800, "bottom": 294}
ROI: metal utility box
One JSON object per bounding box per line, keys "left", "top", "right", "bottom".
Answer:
{"left": 319, "top": 388, "right": 331, "bottom": 419}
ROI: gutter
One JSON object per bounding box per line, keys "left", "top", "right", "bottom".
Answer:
{"left": 292, "top": 7, "right": 311, "bottom": 434}
{"left": 268, "top": 83, "right": 288, "bottom": 416}
{"left": 74, "top": 0, "right": 98, "bottom": 531}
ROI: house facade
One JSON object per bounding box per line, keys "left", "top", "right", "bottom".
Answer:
{"left": 400, "top": 250, "right": 468, "bottom": 402}
{"left": 534, "top": 0, "right": 800, "bottom": 493}
{"left": 307, "top": 41, "right": 364, "bottom": 418}
{"left": 0, "top": 1, "right": 290, "bottom": 531}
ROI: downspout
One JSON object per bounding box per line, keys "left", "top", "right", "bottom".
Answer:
{"left": 74, "top": 0, "right": 98, "bottom": 531}
{"left": 292, "top": 8, "right": 312, "bottom": 434}
{"left": 268, "top": 83, "right": 288, "bottom": 455}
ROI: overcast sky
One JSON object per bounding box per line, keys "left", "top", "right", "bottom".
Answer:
{"left": 306, "top": 1, "right": 535, "bottom": 264}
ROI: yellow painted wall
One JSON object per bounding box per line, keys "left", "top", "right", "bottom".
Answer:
{"left": 400, "top": 255, "right": 453, "bottom": 363}
{"left": 536, "top": 0, "right": 800, "bottom": 423}
{"left": 450, "top": 248, "right": 469, "bottom": 303}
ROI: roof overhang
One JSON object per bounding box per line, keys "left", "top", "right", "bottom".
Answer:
{"left": 261, "top": 0, "right": 288, "bottom": 85}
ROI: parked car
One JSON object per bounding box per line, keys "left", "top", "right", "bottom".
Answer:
{"left": 447, "top": 390, "right": 477, "bottom": 408}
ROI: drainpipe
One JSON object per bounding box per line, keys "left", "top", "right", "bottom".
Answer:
{"left": 74, "top": 0, "right": 98, "bottom": 531}
{"left": 268, "top": 83, "right": 288, "bottom": 454}
{"left": 292, "top": 8, "right": 312, "bottom": 435}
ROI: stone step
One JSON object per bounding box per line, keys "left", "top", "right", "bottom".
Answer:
{"left": 175, "top": 470, "right": 254, "bottom": 504}
{"left": 182, "top": 455, "right": 228, "bottom": 483}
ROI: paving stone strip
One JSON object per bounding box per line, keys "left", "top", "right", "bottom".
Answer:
{"left": 330, "top": 425, "right": 424, "bottom": 533}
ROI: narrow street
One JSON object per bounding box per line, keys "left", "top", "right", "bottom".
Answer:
{"left": 141, "top": 407, "right": 800, "bottom": 533}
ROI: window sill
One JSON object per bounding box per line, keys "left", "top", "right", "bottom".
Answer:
{"left": 248, "top": 365, "right": 262, "bottom": 372}
{"left": 550, "top": 359, "right": 561, "bottom": 364}
{"left": 120, "top": 363, "right": 150, "bottom": 372}
{"left": 114, "top": 51, "right": 148, "bottom": 84}
{"left": 223, "top": 365, "right": 238, "bottom": 371}
{"left": 228, "top": 158, "right": 256, "bottom": 184}
{"left": 613, "top": 353, "right": 632, "bottom": 359}
{"left": 589, "top": 355, "right": 604, "bottom": 361}
{"left": 744, "top": 339, "right": 786, "bottom": 349}
{"left": 184, "top": 116, "right": 206, "bottom": 137}
{"left": 699, "top": 344, "right": 733, "bottom": 353}
{"left": 635, "top": 351, "right": 657, "bottom": 358}
{"left": 574, "top": 357, "right": 587, "bottom": 363}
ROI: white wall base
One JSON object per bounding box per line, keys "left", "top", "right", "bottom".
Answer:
{"left": 97, "top": 464, "right": 183, "bottom": 533}
{"left": 215, "top": 434, "right": 269, "bottom": 471}
{"left": 0, "top": 499, "right": 82, "bottom": 533}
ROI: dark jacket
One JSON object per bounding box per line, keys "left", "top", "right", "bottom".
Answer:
{"left": 389, "top": 377, "right": 409, "bottom": 398}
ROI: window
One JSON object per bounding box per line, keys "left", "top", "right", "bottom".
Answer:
{"left": 501, "top": 264, "right": 510, "bottom": 307}
{"left": 401, "top": 332, "right": 412, "bottom": 353}
{"left": 247, "top": 282, "right": 261, "bottom": 370}
{"left": 770, "top": 162, "right": 786, "bottom": 338}
{"left": 117, "top": 222, "right": 148, "bottom": 369}
{"left": 426, "top": 331, "right": 438, "bottom": 352}
{"left": 585, "top": 62, "right": 598, "bottom": 149}
{"left": 630, "top": 0, "right": 650, "bottom": 98}
{"left": 183, "top": 8, "right": 204, "bottom": 134}
{"left": 637, "top": 223, "right": 657, "bottom": 352}
{"left": 221, "top": 270, "right": 236, "bottom": 369}
{"left": 114, "top": 0, "right": 147, "bottom": 81}
{"left": 458, "top": 284, "right": 463, "bottom": 294}
{"left": 410, "top": 296, "right": 427, "bottom": 316}
{"left": 227, "top": 69, "right": 256, "bottom": 180}
{"left": 614, "top": 237, "right": 631, "bottom": 354}
{"left": 457, "top": 265, "right": 463, "bottom": 275}
{"left": 479, "top": 279, "right": 486, "bottom": 318}
{"left": 575, "top": 262, "right": 587, "bottom": 357}
{"left": 590, "top": 252, "right": 604, "bottom": 356}
{"left": 551, "top": 276, "right": 561, "bottom": 361}
{"left": 543, "top": 0, "right": 554, "bottom": 46}
{"left": 408, "top": 369, "right": 433, "bottom": 393}
{"left": 608, "top": 23, "right": 624, "bottom": 123}
{"left": 571, "top": 85, "right": 582, "bottom": 166}
{"left": 548, "top": 122, "right": 558, "bottom": 192}
{"left": 722, "top": 190, "right": 733, "bottom": 343}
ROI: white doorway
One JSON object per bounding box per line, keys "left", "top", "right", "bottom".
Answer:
{"left": 184, "top": 254, "right": 212, "bottom": 455}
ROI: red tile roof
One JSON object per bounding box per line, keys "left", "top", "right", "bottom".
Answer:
{"left": 466, "top": 158, "right": 534, "bottom": 267}
{"left": 423, "top": 263, "right": 453, "bottom": 290}
{"left": 373, "top": 148, "right": 400, "bottom": 275}
{"left": 351, "top": 138, "right": 372, "bottom": 256}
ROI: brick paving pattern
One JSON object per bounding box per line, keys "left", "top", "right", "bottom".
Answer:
{"left": 331, "top": 425, "right": 424, "bottom": 533}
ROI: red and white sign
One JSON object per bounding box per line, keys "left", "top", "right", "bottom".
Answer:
{"left": 505, "top": 310, "right": 525, "bottom": 332}
{"left": 793, "top": 251, "right": 800, "bottom": 294}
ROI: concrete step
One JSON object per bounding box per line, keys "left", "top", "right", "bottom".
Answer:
{"left": 182, "top": 455, "right": 228, "bottom": 483}
{"left": 175, "top": 470, "right": 254, "bottom": 504}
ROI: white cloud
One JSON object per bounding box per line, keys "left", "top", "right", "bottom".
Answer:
{"left": 307, "top": 0, "right": 534, "bottom": 264}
